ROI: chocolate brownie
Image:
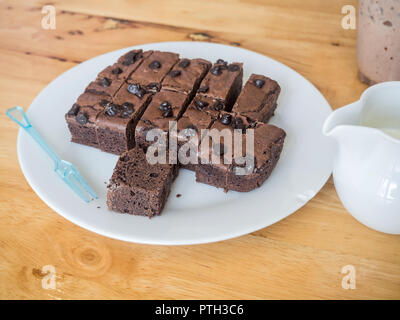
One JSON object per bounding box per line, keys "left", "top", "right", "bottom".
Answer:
{"left": 98, "top": 50, "right": 152, "bottom": 81}
{"left": 65, "top": 103, "right": 103, "bottom": 147}
{"left": 197, "top": 59, "right": 243, "bottom": 110}
{"left": 135, "top": 90, "right": 191, "bottom": 150}
{"left": 107, "top": 147, "right": 179, "bottom": 217}
{"left": 162, "top": 58, "right": 211, "bottom": 96}
{"left": 232, "top": 74, "right": 281, "bottom": 123}
{"left": 85, "top": 76, "right": 123, "bottom": 97}
{"left": 129, "top": 51, "right": 179, "bottom": 91}
{"left": 95, "top": 83, "right": 152, "bottom": 154}
{"left": 196, "top": 112, "right": 286, "bottom": 192}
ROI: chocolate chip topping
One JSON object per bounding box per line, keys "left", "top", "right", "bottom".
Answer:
{"left": 211, "top": 66, "right": 222, "bottom": 76}
{"left": 122, "top": 51, "right": 139, "bottom": 66}
{"left": 68, "top": 103, "right": 80, "bottom": 116}
{"left": 159, "top": 101, "right": 171, "bottom": 111}
{"left": 179, "top": 59, "right": 190, "bottom": 68}
{"left": 127, "top": 83, "right": 146, "bottom": 98}
{"left": 112, "top": 67, "right": 123, "bottom": 75}
{"left": 216, "top": 59, "right": 227, "bottom": 66}
{"left": 169, "top": 70, "right": 181, "bottom": 78}
{"left": 220, "top": 113, "right": 232, "bottom": 125}
{"left": 149, "top": 172, "right": 158, "bottom": 178}
{"left": 194, "top": 100, "right": 209, "bottom": 110}
{"left": 122, "top": 102, "right": 134, "bottom": 114}
{"left": 162, "top": 109, "right": 173, "bottom": 118}
{"left": 213, "top": 101, "right": 224, "bottom": 111}
{"left": 253, "top": 78, "right": 265, "bottom": 88}
{"left": 248, "top": 119, "right": 257, "bottom": 128}
{"left": 149, "top": 60, "right": 161, "bottom": 69}
{"left": 232, "top": 117, "right": 245, "bottom": 130}
{"left": 198, "top": 85, "right": 209, "bottom": 93}
{"left": 228, "top": 64, "right": 239, "bottom": 72}
{"left": 105, "top": 103, "right": 120, "bottom": 117}
{"left": 120, "top": 109, "right": 133, "bottom": 118}
{"left": 100, "top": 77, "right": 111, "bottom": 87}
{"left": 76, "top": 112, "right": 88, "bottom": 124}
{"left": 99, "top": 99, "right": 110, "bottom": 107}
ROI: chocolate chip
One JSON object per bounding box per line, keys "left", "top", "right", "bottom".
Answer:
{"left": 149, "top": 172, "right": 158, "bottom": 178}
{"left": 147, "top": 83, "right": 159, "bottom": 90}
{"left": 220, "top": 113, "right": 232, "bottom": 125}
{"left": 232, "top": 117, "right": 245, "bottom": 130}
{"left": 68, "top": 103, "right": 80, "bottom": 116}
{"left": 76, "top": 112, "right": 88, "bottom": 124}
{"left": 100, "top": 77, "right": 111, "bottom": 87}
{"left": 162, "top": 109, "right": 173, "bottom": 118}
{"left": 216, "top": 59, "right": 227, "bottom": 65}
{"left": 99, "top": 99, "right": 110, "bottom": 107}
{"left": 213, "top": 101, "right": 223, "bottom": 111}
{"left": 121, "top": 102, "right": 134, "bottom": 114}
{"left": 248, "top": 119, "right": 257, "bottom": 128}
{"left": 149, "top": 60, "right": 161, "bottom": 69}
{"left": 253, "top": 78, "right": 265, "bottom": 88}
{"left": 112, "top": 67, "right": 122, "bottom": 74}
{"left": 120, "top": 109, "right": 133, "bottom": 118}
{"left": 169, "top": 70, "right": 181, "bottom": 77}
{"left": 122, "top": 51, "right": 137, "bottom": 65}
{"left": 211, "top": 66, "right": 222, "bottom": 76}
{"left": 194, "top": 100, "right": 209, "bottom": 110}
{"left": 228, "top": 64, "right": 239, "bottom": 72}
{"left": 127, "top": 83, "right": 146, "bottom": 98}
{"left": 198, "top": 85, "right": 209, "bottom": 93}
{"left": 105, "top": 103, "right": 119, "bottom": 116}
{"left": 179, "top": 59, "right": 190, "bottom": 68}
{"left": 213, "top": 143, "right": 226, "bottom": 156}
{"left": 159, "top": 101, "right": 171, "bottom": 111}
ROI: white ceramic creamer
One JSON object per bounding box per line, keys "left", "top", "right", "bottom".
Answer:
{"left": 323, "top": 82, "right": 400, "bottom": 234}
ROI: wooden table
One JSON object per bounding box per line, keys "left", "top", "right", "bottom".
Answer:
{"left": 0, "top": 0, "right": 399, "bottom": 300}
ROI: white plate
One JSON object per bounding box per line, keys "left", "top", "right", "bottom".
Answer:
{"left": 17, "top": 41, "right": 333, "bottom": 245}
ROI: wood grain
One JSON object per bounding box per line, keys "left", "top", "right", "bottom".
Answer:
{"left": 0, "top": 0, "right": 399, "bottom": 299}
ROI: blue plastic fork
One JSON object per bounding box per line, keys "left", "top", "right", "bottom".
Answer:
{"left": 6, "top": 106, "right": 98, "bottom": 203}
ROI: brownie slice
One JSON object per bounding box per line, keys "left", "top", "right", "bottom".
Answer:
{"left": 197, "top": 59, "right": 243, "bottom": 111}
{"left": 95, "top": 84, "right": 152, "bottom": 155}
{"left": 196, "top": 112, "right": 286, "bottom": 192}
{"left": 135, "top": 90, "right": 191, "bottom": 150}
{"left": 129, "top": 51, "right": 180, "bottom": 92}
{"left": 98, "top": 50, "right": 152, "bottom": 81}
{"left": 107, "top": 147, "right": 179, "bottom": 217}
{"left": 232, "top": 74, "right": 281, "bottom": 123}
{"left": 162, "top": 58, "right": 211, "bottom": 96}
{"left": 65, "top": 103, "right": 103, "bottom": 147}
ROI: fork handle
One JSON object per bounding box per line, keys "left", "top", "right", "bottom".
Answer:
{"left": 6, "top": 107, "right": 61, "bottom": 167}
